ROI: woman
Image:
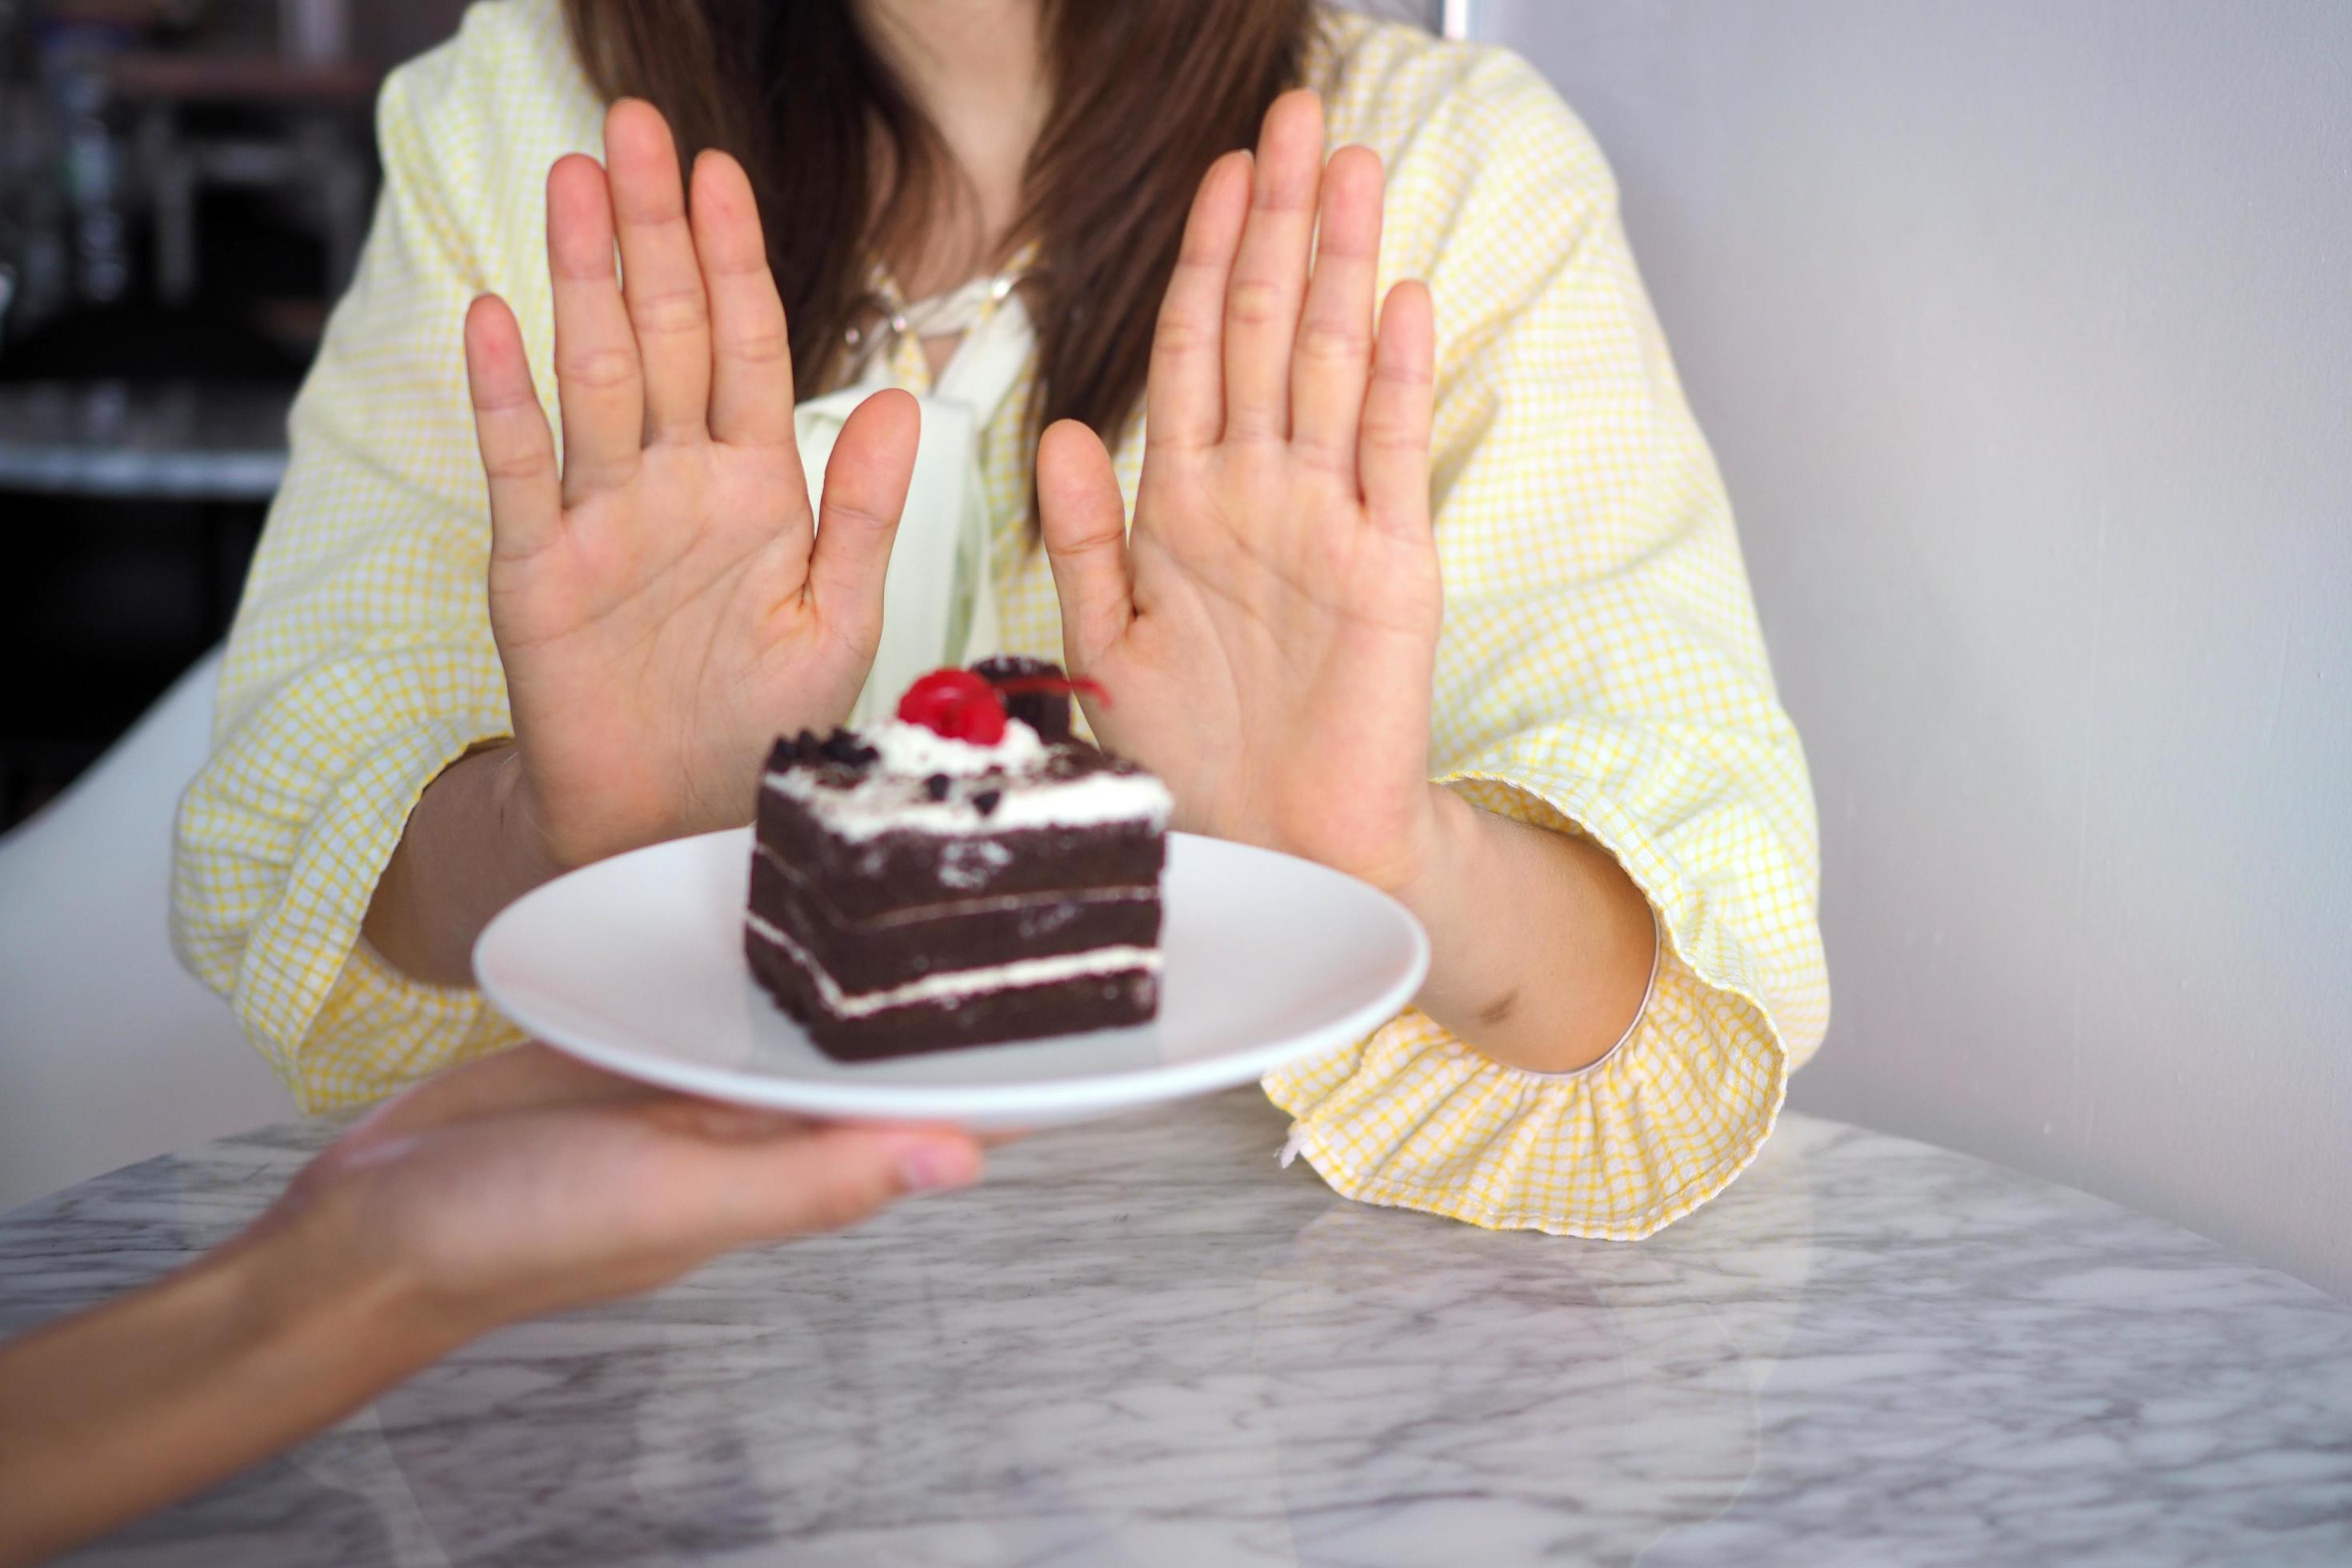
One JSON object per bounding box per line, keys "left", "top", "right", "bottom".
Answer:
{"left": 174, "top": 0, "right": 1829, "bottom": 1238}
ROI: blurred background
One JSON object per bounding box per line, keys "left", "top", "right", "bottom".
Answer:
{"left": 0, "top": 0, "right": 462, "bottom": 827}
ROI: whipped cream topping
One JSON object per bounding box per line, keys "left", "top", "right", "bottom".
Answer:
{"left": 866, "top": 717, "right": 1048, "bottom": 777}
{"left": 765, "top": 719, "right": 1173, "bottom": 842}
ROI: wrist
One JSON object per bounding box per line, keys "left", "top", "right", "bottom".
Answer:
{"left": 487, "top": 744, "right": 568, "bottom": 878}
{"left": 235, "top": 1185, "right": 481, "bottom": 1371}
{"left": 366, "top": 742, "right": 573, "bottom": 986}
{"left": 1381, "top": 782, "right": 1478, "bottom": 926}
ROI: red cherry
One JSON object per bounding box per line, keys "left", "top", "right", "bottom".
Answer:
{"left": 897, "top": 670, "right": 1008, "bottom": 745}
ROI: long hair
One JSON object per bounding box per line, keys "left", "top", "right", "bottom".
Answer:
{"left": 562, "top": 0, "right": 1317, "bottom": 484}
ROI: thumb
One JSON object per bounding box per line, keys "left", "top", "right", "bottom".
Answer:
{"left": 807, "top": 388, "right": 921, "bottom": 657}
{"left": 1036, "top": 418, "right": 1135, "bottom": 671}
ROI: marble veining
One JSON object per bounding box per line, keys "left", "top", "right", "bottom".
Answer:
{"left": 3, "top": 1098, "right": 2348, "bottom": 1566}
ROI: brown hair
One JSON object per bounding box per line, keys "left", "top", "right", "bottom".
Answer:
{"left": 562, "top": 0, "right": 1317, "bottom": 474}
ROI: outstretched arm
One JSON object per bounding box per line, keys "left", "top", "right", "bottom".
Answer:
{"left": 0, "top": 1047, "right": 980, "bottom": 1566}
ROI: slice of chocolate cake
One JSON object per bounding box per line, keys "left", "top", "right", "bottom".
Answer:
{"left": 747, "top": 666, "right": 1173, "bottom": 1061}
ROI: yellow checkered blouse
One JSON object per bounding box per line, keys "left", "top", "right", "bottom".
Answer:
{"left": 173, "top": 1, "right": 1829, "bottom": 1240}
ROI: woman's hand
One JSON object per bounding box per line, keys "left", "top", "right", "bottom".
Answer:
{"left": 1038, "top": 92, "right": 1659, "bottom": 1073}
{"left": 465, "top": 99, "right": 918, "bottom": 874}
{"left": 1035, "top": 90, "right": 1445, "bottom": 897}
{"left": 274, "top": 1044, "right": 982, "bottom": 1337}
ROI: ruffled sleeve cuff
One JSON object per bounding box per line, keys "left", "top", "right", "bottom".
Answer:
{"left": 293, "top": 938, "right": 524, "bottom": 1111}
{"left": 1262, "top": 935, "right": 1786, "bottom": 1239}
{"left": 1260, "top": 761, "right": 1806, "bottom": 1240}
{"left": 197, "top": 697, "right": 520, "bottom": 1110}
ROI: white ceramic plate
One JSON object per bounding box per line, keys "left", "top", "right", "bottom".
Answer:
{"left": 474, "top": 828, "right": 1427, "bottom": 1130}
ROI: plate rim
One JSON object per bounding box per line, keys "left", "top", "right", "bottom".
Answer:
{"left": 474, "top": 828, "right": 1429, "bottom": 1125}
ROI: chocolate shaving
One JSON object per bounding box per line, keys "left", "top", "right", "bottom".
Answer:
{"left": 819, "top": 728, "right": 879, "bottom": 770}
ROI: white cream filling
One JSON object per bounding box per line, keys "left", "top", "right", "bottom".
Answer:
{"left": 746, "top": 913, "right": 1159, "bottom": 1018}
{"left": 754, "top": 842, "right": 1156, "bottom": 924}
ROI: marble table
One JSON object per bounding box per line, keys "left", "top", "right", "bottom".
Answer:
{"left": 4, "top": 1093, "right": 2349, "bottom": 1566}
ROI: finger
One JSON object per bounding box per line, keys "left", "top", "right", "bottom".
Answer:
{"left": 806, "top": 389, "right": 918, "bottom": 654}
{"left": 1223, "top": 90, "right": 1326, "bottom": 442}
{"left": 1145, "top": 150, "right": 1250, "bottom": 454}
{"left": 686, "top": 1124, "right": 984, "bottom": 1246}
{"left": 465, "top": 296, "right": 562, "bottom": 561}
{"left": 691, "top": 150, "right": 799, "bottom": 454}
{"left": 334, "top": 1043, "right": 654, "bottom": 1157}
{"left": 1036, "top": 418, "right": 1135, "bottom": 670}
{"left": 1359, "top": 280, "right": 1436, "bottom": 536}
{"left": 546, "top": 154, "right": 645, "bottom": 501}
{"left": 1290, "top": 146, "right": 1385, "bottom": 475}
{"left": 606, "top": 99, "right": 711, "bottom": 442}
{"left": 638, "top": 1098, "right": 815, "bottom": 1142}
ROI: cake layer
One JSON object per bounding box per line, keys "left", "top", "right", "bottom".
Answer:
{"left": 746, "top": 918, "right": 1158, "bottom": 1061}
{"left": 757, "top": 787, "right": 1165, "bottom": 918}
{"left": 749, "top": 845, "right": 1162, "bottom": 994}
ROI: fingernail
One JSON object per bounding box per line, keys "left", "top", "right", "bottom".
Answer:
{"left": 897, "top": 1142, "right": 979, "bottom": 1194}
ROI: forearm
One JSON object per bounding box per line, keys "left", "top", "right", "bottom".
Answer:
{"left": 0, "top": 1208, "right": 462, "bottom": 1568}
{"left": 363, "top": 744, "right": 561, "bottom": 987}
{"left": 1398, "top": 786, "right": 1658, "bottom": 1075}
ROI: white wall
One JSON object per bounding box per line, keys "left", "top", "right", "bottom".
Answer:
{"left": 0, "top": 651, "right": 294, "bottom": 1213}
{"left": 1475, "top": 0, "right": 2352, "bottom": 1298}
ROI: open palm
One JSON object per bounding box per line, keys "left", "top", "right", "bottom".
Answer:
{"left": 1038, "top": 92, "right": 1444, "bottom": 895}
{"left": 465, "top": 101, "right": 918, "bottom": 872}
